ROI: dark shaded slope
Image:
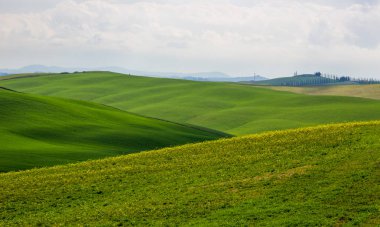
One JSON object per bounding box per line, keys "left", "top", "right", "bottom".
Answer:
{"left": 0, "top": 88, "right": 227, "bottom": 172}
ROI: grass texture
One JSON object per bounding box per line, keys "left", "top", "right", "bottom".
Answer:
{"left": 0, "top": 88, "right": 227, "bottom": 172}
{"left": 1, "top": 71, "right": 380, "bottom": 135}
{"left": 0, "top": 121, "right": 379, "bottom": 225}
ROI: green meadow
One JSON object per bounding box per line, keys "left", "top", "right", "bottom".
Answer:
{"left": 1, "top": 71, "right": 380, "bottom": 135}
{"left": 0, "top": 72, "right": 379, "bottom": 225}
{"left": 1, "top": 1, "right": 379, "bottom": 225}
{"left": 0, "top": 88, "right": 226, "bottom": 172}
{"left": 1, "top": 121, "right": 379, "bottom": 226}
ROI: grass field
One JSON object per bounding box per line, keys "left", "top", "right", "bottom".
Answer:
{"left": 266, "top": 84, "right": 380, "bottom": 100}
{"left": 0, "top": 88, "right": 226, "bottom": 172}
{"left": 2, "top": 71, "right": 380, "bottom": 135}
{"left": 1, "top": 121, "right": 379, "bottom": 226}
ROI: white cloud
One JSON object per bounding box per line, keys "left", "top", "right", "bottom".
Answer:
{"left": 0, "top": 0, "right": 380, "bottom": 77}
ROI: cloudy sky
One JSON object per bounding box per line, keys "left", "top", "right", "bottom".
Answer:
{"left": 1, "top": 0, "right": 380, "bottom": 78}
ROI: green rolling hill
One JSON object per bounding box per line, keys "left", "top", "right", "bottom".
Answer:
{"left": 0, "top": 87, "right": 227, "bottom": 172}
{"left": 1, "top": 71, "right": 380, "bottom": 135}
{"left": 1, "top": 121, "right": 379, "bottom": 225}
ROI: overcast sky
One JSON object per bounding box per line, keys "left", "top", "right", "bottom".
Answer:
{"left": 1, "top": 0, "right": 380, "bottom": 78}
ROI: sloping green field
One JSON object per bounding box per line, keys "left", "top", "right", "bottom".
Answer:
{"left": 1, "top": 72, "right": 380, "bottom": 135}
{"left": 0, "top": 88, "right": 226, "bottom": 172}
{"left": 1, "top": 121, "right": 379, "bottom": 226}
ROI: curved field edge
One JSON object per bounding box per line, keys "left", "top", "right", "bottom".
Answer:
{"left": 1, "top": 121, "right": 379, "bottom": 226}
{"left": 2, "top": 71, "right": 380, "bottom": 135}
{"left": 0, "top": 88, "right": 227, "bottom": 172}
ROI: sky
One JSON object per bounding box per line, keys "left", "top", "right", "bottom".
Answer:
{"left": 0, "top": 0, "right": 380, "bottom": 78}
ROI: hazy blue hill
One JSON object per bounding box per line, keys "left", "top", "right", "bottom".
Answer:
{"left": 249, "top": 74, "right": 340, "bottom": 86}
{"left": 0, "top": 65, "right": 263, "bottom": 81}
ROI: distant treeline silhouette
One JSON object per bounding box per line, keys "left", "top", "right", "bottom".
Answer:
{"left": 280, "top": 72, "right": 380, "bottom": 86}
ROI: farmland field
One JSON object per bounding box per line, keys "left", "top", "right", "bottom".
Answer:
{"left": 265, "top": 84, "right": 380, "bottom": 100}
{"left": 0, "top": 87, "right": 227, "bottom": 172}
{"left": 1, "top": 71, "right": 380, "bottom": 135}
{"left": 1, "top": 121, "right": 379, "bottom": 226}
{"left": 2, "top": 1, "right": 380, "bottom": 226}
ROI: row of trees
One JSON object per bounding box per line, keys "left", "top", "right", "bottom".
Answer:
{"left": 320, "top": 73, "right": 380, "bottom": 84}
{"left": 321, "top": 73, "right": 380, "bottom": 84}
{"left": 282, "top": 72, "right": 380, "bottom": 86}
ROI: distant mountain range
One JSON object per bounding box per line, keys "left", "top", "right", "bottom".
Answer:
{"left": 0, "top": 65, "right": 267, "bottom": 82}
{"left": 181, "top": 74, "right": 267, "bottom": 82}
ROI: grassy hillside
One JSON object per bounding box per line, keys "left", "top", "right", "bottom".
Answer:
{"left": 1, "top": 71, "right": 380, "bottom": 135}
{"left": 266, "top": 84, "right": 380, "bottom": 100}
{"left": 1, "top": 121, "right": 379, "bottom": 225}
{"left": 0, "top": 88, "right": 226, "bottom": 172}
